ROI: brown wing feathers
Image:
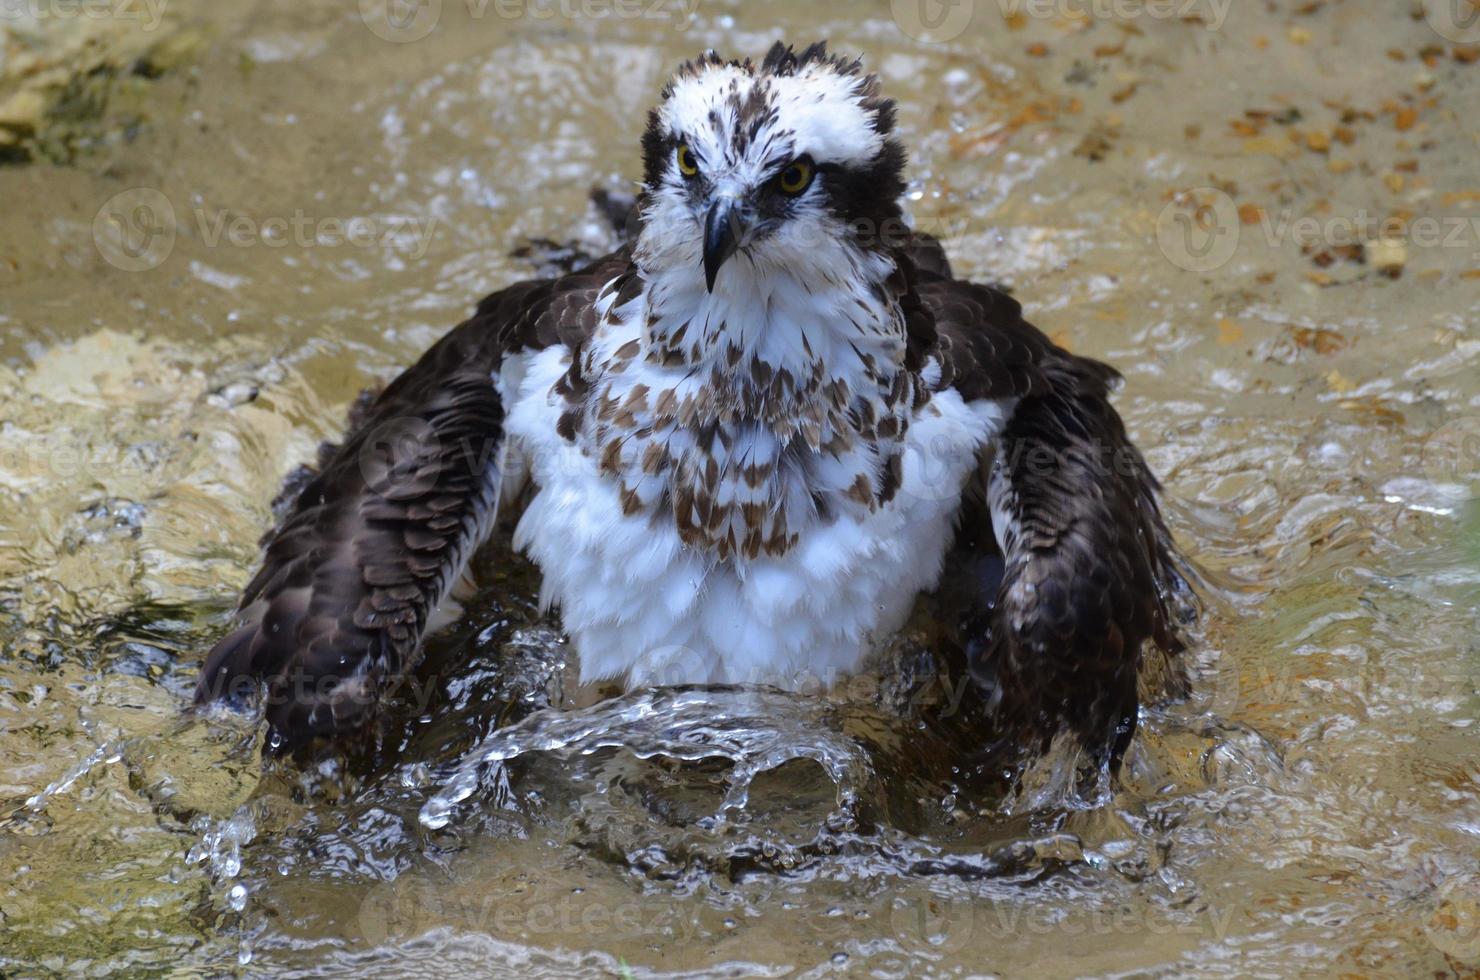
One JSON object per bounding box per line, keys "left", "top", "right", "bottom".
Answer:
{"left": 916, "top": 258, "right": 1184, "bottom": 769}
{"left": 195, "top": 249, "right": 630, "bottom": 747}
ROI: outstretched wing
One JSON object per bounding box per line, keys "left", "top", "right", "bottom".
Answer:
{"left": 917, "top": 263, "right": 1186, "bottom": 771}
{"left": 195, "top": 249, "right": 631, "bottom": 747}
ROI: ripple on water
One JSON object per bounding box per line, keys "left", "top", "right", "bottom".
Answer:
{"left": 2, "top": 2, "right": 1479, "bottom": 977}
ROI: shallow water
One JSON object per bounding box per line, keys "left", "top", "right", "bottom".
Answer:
{"left": 1, "top": 1, "right": 1478, "bottom": 976}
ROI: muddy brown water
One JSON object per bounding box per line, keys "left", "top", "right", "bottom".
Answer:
{"left": 1, "top": 1, "right": 1477, "bottom": 976}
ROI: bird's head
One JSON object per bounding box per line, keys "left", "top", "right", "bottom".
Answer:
{"left": 636, "top": 42, "right": 908, "bottom": 293}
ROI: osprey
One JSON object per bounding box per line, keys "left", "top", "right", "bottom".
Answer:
{"left": 196, "top": 42, "right": 1185, "bottom": 773}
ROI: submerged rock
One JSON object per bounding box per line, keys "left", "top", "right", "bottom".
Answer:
{"left": 0, "top": 5, "right": 204, "bottom": 163}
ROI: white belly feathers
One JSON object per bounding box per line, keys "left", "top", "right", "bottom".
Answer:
{"left": 500, "top": 344, "right": 1009, "bottom": 691}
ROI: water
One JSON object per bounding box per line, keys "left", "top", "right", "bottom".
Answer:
{"left": 1, "top": 1, "right": 1477, "bottom": 976}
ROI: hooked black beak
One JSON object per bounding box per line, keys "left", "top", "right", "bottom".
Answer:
{"left": 703, "top": 199, "right": 746, "bottom": 292}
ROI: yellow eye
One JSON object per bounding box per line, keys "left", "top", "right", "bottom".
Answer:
{"left": 676, "top": 143, "right": 698, "bottom": 177}
{"left": 778, "top": 159, "right": 813, "bottom": 195}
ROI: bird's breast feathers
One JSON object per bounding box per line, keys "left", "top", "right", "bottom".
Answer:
{"left": 499, "top": 274, "right": 1012, "bottom": 690}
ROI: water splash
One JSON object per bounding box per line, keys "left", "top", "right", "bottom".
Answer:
{"left": 20, "top": 737, "right": 125, "bottom": 815}
{"left": 420, "top": 686, "right": 876, "bottom": 831}
{"left": 187, "top": 804, "right": 258, "bottom": 880}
